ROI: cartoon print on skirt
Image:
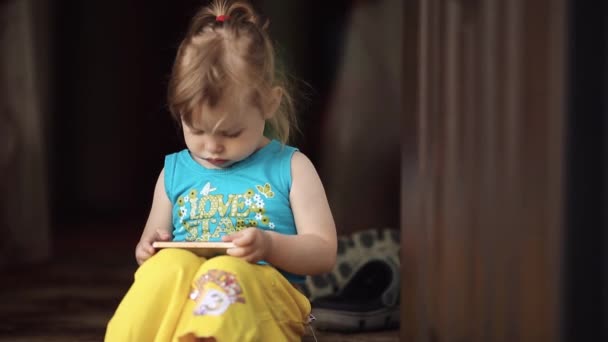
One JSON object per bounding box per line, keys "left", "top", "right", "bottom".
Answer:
{"left": 189, "top": 269, "right": 246, "bottom": 316}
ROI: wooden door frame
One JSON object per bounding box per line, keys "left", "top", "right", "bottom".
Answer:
{"left": 401, "top": 1, "right": 567, "bottom": 341}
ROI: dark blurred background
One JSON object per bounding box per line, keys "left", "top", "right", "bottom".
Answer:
{"left": 0, "top": 0, "right": 403, "bottom": 339}
{"left": 564, "top": 1, "right": 606, "bottom": 341}
{"left": 43, "top": 0, "right": 402, "bottom": 240}
{"left": 0, "top": 0, "right": 405, "bottom": 267}
{"left": 49, "top": 0, "right": 351, "bottom": 227}
{"left": 0, "top": 0, "right": 606, "bottom": 341}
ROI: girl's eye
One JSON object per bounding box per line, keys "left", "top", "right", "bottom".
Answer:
{"left": 224, "top": 131, "right": 242, "bottom": 138}
{"left": 191, "top": 129, "right": 205, "bottom": 135}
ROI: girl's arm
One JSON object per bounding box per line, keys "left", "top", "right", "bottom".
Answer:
{"left": 225, "top": 152, "right": 337, "bottom": 275}
{"left": 135, "top": 168, "right": 173, "bottom": 265}
{"left": 267, "top": 151, "right": 337, "bottom": 274}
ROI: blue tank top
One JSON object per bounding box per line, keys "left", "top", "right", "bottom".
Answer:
{"left": 163, "top": 140, "right": 304, "bottom": 283}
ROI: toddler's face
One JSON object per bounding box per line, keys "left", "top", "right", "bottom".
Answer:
{"left": 182, "top": 90, "right": 269, "bottom": 169}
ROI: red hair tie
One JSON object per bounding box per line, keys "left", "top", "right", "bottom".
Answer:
{"left": 216, "top": 15, "right": 229, "bottom": 22}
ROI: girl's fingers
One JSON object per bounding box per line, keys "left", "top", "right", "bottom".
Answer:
{"left": 226, "top": 247, "right": 241, "bottom": 257}
{"left": 227, "top": 246, "right": 252, "bottom": 257}
{"left": 138, "top": 240, "right": 155, "bottom": 255}
{"left": 222, "top": 230, "right": 243, "bottom": 242}
{"left": 226, "top": 245, "right": 262, "bottom": 263}
{"left": 156, "top": 229, "right": 171, "bottom": 241}
{"left": 233, "top": 229, "right": 256, "bottom": 246}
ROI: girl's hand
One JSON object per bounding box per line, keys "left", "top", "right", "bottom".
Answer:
{"left": 222, "top": 228, "right": 272, "bottom": 263}
{"left": 135, "top": 229, "right": 171, "bottom": 265}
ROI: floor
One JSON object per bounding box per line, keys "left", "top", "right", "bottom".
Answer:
{"left": 0, "top": 222, "right": 399, "bottom": 341}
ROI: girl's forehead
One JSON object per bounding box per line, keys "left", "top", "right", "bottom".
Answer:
{"left": 209, "top": 86, "right": 249, "bottom": 113}
{"left": 192, "top": 108, "right": 240, "bottom": 130}
{"left": 191, "top": 100, "right": 254, "bottom": 130}
{"left": 185, "top": 82, "right": 265, "bottom": 129}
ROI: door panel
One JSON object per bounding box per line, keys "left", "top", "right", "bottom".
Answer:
{"left": 402, "top": 1, "right": 566, "bottom": 341}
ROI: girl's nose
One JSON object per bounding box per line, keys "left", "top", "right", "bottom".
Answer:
{"left": 205, "top": 137, "right": 224, "bottom": 154}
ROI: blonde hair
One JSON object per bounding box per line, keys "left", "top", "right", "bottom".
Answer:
{"left": 167, "top": 0, "right": 296, "bottom": 144}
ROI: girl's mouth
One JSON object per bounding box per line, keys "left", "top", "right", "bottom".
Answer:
{"left": 206, "top": 159, "right": 228, "bottom": 167}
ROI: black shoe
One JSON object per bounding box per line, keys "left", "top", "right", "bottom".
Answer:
{"left": 310, "top": 257, "right": 400, "bottom": 332}
{"left": 303, "top": 227, "right": 400, "bottom": 301}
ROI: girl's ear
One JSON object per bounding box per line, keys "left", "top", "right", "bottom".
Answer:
{"left": 264, "top": 86, "right": 282, "bottom": 119}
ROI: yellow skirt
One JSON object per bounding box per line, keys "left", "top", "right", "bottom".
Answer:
{"left": 105, "top": 248, "right": 311, "bottom": 342}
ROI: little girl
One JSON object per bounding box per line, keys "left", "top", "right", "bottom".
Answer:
{"left": 104, "top": 1, "right": 337, "bottom": 341}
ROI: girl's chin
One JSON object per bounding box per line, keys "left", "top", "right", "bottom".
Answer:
{"left": 206, "top": 159, "right": 230, "bottom": 167}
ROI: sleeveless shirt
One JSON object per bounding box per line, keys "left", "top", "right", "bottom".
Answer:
{"left": 163, "top": 140, "right": 304, "bottom": 282}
